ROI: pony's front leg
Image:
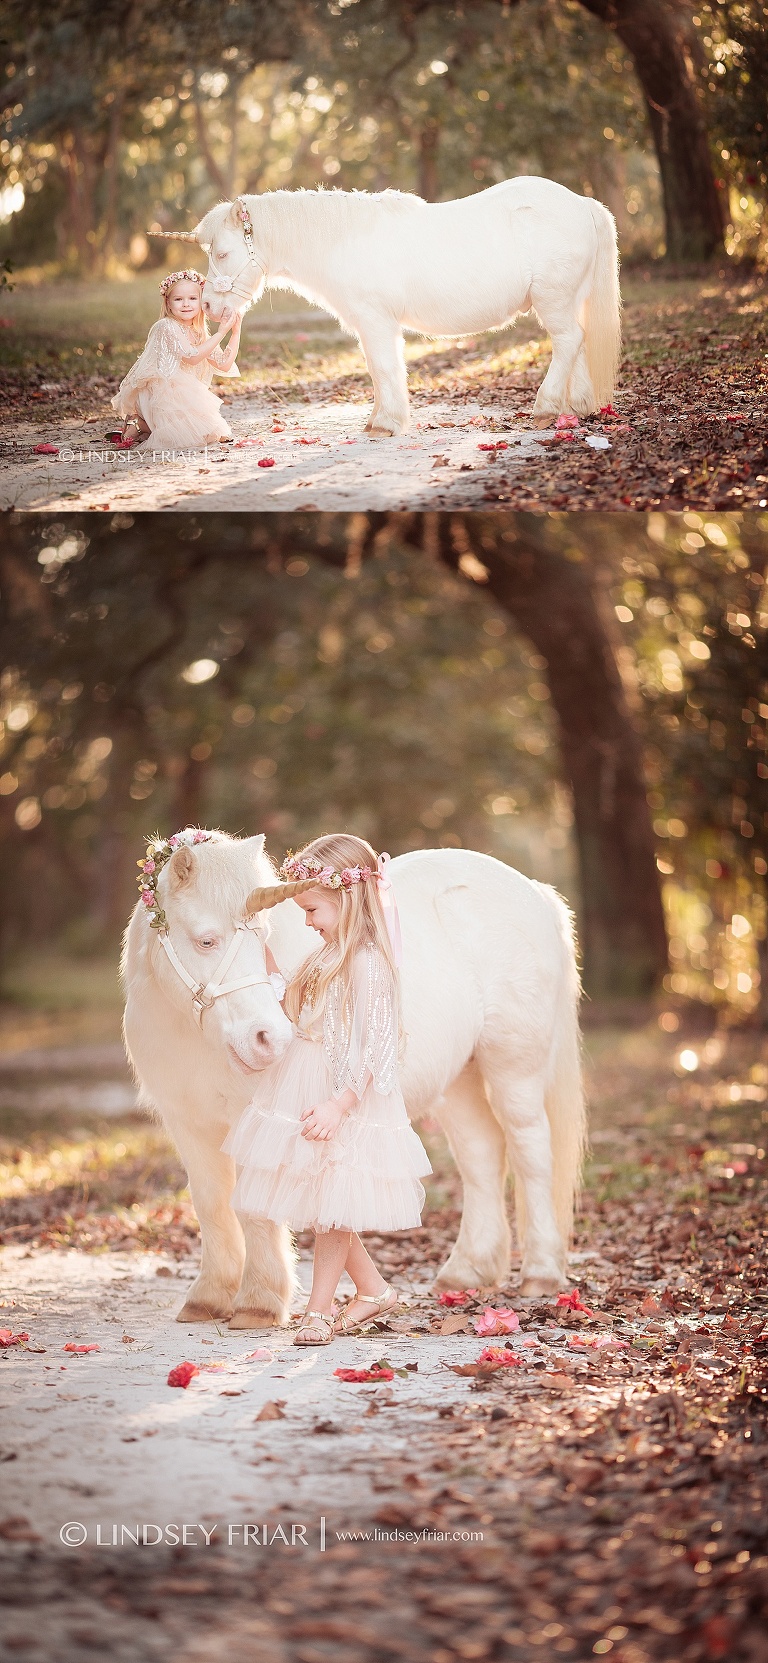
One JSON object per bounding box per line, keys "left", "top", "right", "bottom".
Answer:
{"left": 483, "top": 1065, "right": 567, "bottom": 1297}
{"left": 431, "top": 1062, "right": 511, "bottom": 1290}
{"left": 168, "top": 1117, "right": 245, "bottom": 1322}
{"left": 355, "top": 317, "right": 410, "bottom": 436}
{"left": 229, "top": 1214, "right": 297, "bottom": 1329}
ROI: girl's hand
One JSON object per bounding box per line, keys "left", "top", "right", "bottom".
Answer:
{"left": 219, "top": 306, "right": 238, "bottom": 332}
{"left": 300, "top": 1097, "right": 345, "bottom": 1142}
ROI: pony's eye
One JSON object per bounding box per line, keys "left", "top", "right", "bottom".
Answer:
{"left": 197, "top": 937, "right": 218, "bottom": 950}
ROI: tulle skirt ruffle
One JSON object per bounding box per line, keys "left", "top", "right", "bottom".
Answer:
{"left": 223, "top": 1034, "right": 431, "bottom": 1234}
{"left": 110, "top": 372, "right": 232, "bottom": 450}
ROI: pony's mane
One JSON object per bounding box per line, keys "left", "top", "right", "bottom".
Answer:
{"left": 195, "top": 187, "right": 424, "bottom": 246}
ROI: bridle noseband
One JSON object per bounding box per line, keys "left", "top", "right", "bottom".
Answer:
{"left": 157, "top": 916, "right": 279, "bottom": 1024}
{"left": 207, "top": 197, "right": 267, "bottom": 308}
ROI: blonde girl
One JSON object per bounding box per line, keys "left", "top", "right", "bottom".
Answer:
{"left": 107, "top": 270, "right": 241, "bottom": 451}
{"left": 224, "top": 834, "right": 431, "bottom": 1346}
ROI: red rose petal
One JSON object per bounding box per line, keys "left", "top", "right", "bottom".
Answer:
{"left": 167, "top": 1361, "right": 200, "bottom": 1388}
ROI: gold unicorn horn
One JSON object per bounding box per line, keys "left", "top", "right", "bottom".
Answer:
{"left": 147, "top": 230, "right": 200, "bottom": 242}
{"left": 244, "top": 878, "right": 319, "bottom": 915}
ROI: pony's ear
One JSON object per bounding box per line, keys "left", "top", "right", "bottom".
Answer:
{"left": 169, "top": 846, "right": 196, "bottom": 887}
{"left": 242, "top": 833, "right": 266, "bottom": 862}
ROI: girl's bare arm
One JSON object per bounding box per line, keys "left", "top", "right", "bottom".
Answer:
{"left": 179, "top": 309, "right": 239, "bottom": 366}
{"left": 214, "top": 315, "right": 242, "bottom": 371}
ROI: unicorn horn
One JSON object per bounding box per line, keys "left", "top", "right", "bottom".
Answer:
{"left": 244, "top": 879, "right": 319, "bottom": 915}
{"left": 147, "top": 230, "right": 200, "bottom": 242}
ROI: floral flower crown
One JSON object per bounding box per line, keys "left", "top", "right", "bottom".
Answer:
{"left": 137, "top": 827, "right": 215, "bottom": 930}
{"left": 159, "top": 269, "right": 205, "bottom": 297}
{"left": 236, "top": 198, "right": 255, "bottom": 240}
{"left": 280, "top": 853, "right": 375, "bottom": 892}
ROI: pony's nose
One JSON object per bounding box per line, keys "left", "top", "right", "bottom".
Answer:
{"left": 202, "top": 297, "right": 211, "bottom": 314}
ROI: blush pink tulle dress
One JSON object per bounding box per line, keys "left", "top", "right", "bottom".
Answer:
{"left": 224, "top": 943, "right": 432, "bottom": 1234}
{"left": 110, "top": 318, "right": 240, "bottom": 449}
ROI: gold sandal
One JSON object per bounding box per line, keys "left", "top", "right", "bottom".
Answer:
{"left": 294, "top": 1310, "right": 335, "bottom": 1347}
{"left": 334, "top": 1285, "right": 399, "bottom": 1335}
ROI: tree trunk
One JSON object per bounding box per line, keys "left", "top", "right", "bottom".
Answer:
{"left": 436, "top": 516, "right": 669, "bottom": 999}
{"left": 580, "top": 0, "right": 724, "bottom": 260}
{"left": 101, "top": 91, "right": 125, "bottom": 269}
{"left": 193, "top": 85, "right": 230, "bottom": 197}
{"left": 480, "top": 0, "right": 724, "bottom": 260}
{"left": 60, "top": 129, "right": 99, "bottom": 270}
{"left": 418, "top": 118, "right": 440, "bottom": 201}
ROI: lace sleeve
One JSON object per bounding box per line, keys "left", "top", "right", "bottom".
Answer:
{"left": 150, "top": 320, "right": 188, "bottom": 376}
{"left": 323, "top": 945, "right": 398, "bottom": 1099}
{"left": 208, "top": 344, "right": 241, "bottom": 379}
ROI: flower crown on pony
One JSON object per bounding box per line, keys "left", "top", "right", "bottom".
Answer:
{"left": 159, "top": 269, "right": 205, "bottom": 297}
{"left": 137, "top": 827, "right": 216, "bottom": 930}
{"left": 236, "top": 198, "right": 254, "bottom": 239}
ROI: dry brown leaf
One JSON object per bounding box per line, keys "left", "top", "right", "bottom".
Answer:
{"left": 255, "top": 1400, "right": 286, "bottom": 1421}
{"left": 440, "top": 1313, "right": 471, "bottom": 1335}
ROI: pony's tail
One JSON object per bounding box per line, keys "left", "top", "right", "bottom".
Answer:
{"left": 583, "top": 199, "right": 622, "bottom": 410}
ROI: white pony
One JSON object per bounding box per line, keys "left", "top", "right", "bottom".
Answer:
{"left": 159, "top": 179, "right": 621, "bottom": 435}
{"left": 122, "top": 832, "right": 585, "bottom": 1328}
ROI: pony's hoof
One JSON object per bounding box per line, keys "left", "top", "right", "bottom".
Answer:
{"left": 433, "top": 1255, "right": 505, "bottom": 1291}
{"left": 176, "top": 1301, "right": 233, "bottom": 1323}
{"left": 367, "top": 424, "right": 396, "bottom": 437}
{"left": 519, "top": 1273, "right": 563, "bottom": 1299}
{"left": 228, "top": 1308, "right": 282, "bottom": 1330}
{"left": 532, "top": 414, "right": 554, "bottom": 430}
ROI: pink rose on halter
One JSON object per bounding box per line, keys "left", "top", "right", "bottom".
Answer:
{"left": 141, "top": 889, "right": 154, "bottom": 906}
{"left": 193, "top": 829, "right": 208, "bottom": 844}
{"left": 168, "top": 835, "right": 180, "bottom": 849}
{"left": 142, "top": 859, "right": 156, "bottom": 874}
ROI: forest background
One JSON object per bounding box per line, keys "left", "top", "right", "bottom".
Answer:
{"left": 1, "top": 0, "right": 766, "bottom": 275}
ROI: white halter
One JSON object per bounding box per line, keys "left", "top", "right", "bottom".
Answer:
{"left": 207, "top": 198, "right": 267, "bottom": 307}
{"left": 157, "top": 917, "right": 282, "bottom": 1024}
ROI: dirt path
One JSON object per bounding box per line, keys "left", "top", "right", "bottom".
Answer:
{"left": 0, "top": 400, "right": 546, "bottom": 513}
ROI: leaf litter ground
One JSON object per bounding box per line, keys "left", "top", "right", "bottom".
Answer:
{"left": 0, "top": 270, "right": 764, "bottom": 512}
{"left": 0, "top": 1019, "right": 767, "bottom": 1660}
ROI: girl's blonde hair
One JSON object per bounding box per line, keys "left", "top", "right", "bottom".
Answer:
{"left": 159, "top": 280, "right": 209, "bottom": 339}
{"left": 283, "top": 833, "right": 399, "bottom": 1027}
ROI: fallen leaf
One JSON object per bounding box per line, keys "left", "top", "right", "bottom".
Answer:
{"left": 255, "top": 1399, "right": 287, "bottom": 1420}
{"left": 440, "top": 1313, "right": 471, "bottom": 1335}
{"left": 334, "top": 1366, "right": 395, "bottom": 1383}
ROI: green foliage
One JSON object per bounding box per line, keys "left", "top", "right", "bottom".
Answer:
{"left": 0, "top": 515, "right": 565, "bottom": 946}
{"left": 0, "top": 0, "right": 662, "bottom": 271}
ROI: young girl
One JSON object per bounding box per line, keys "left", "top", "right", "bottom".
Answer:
{"left": 107, "top": 271, "right": 241, "bottom": 451}
{"left": 224, "top": 834, "right": 432, "bottom": 1346}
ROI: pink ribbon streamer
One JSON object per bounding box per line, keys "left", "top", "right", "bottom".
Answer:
{"left": 376, "top": 852, "right": 403, "bottom": 968}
